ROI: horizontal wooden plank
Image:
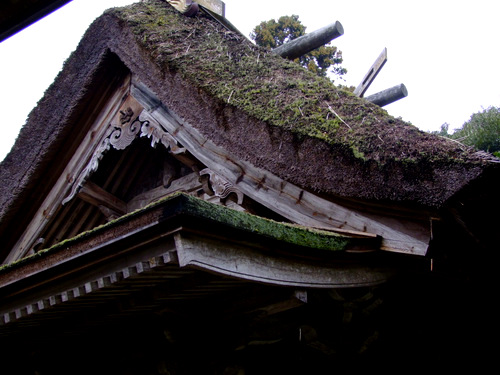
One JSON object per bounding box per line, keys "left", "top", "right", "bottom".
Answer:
{"left": 127, "top": 172, "right": 202, "bottom": 212}
{"left": 175, "top": 233, "right": 394, "bottom": 288}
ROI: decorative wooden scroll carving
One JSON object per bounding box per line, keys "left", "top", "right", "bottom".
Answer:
{"left": 200, "top": 168, "right": 244, "bottom": 204}
{"left": 109, "top": 112, "right": 141, "bottom": 150}
{"left": 62, "top": 127, "right": 113, "bottom": 205}
{"left": 139, "top": 111, "right": 186, "bottom": 154}
{"left": 63, "top": 104, "right": 186, "bottom": 205}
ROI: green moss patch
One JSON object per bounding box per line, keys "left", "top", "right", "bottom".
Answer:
{"left": 0, "top": 193, "right": 360, "bottom": 274}
{"left": 176, "top": 193, "right": 353, "bottom": 251}
{"left": 109, "top": 0, "right": 482, "bottom": 166}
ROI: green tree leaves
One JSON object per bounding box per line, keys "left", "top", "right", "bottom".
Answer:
{"left": 454, "top": 106, "right": 500, "bottom": 156}
{"left": 251, "top": 15, "right": 306, "bottom": 48}
{"left": 435, "top": 107, "right": 500, "bottom": 157}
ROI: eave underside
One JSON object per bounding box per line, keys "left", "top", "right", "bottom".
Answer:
{"left": 0, "top": 195, "right": 493, "bottom": 374}
{"left": 0, "top": 194, "right": 418, "bottom": 331}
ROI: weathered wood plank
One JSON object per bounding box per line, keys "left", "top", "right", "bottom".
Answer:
{"left": 354, "top": 48, "right": 388, "bottom": 97}
{"left": 127, "top": 172, "right": 202, "bottom": 212}
{"left": 174, "top": 234, "right": 394, "bottom": 288}
{"left": 197, "top": 0, "right": 225, "bottom": 16}
{"left": 131, "top": 79, "right": 430, "bottom": 255}
{"left": 78, "top": 181, "right": 127, "bottom": 216}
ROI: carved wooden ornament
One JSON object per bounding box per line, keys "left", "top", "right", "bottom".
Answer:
{"left": 200, "top": 168, "right": 244, "bottom": 204}
{"left": 62, "top": 105, "right": 186, "bottom": 205}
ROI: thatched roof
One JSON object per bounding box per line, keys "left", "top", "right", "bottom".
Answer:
{"left": 0, "top": 4, "right": 498, "bottom": 370}
{"left": 0, "top": 0, "right": 498, "bottom": 243}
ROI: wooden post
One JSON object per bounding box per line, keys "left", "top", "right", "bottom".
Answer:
{"left": 272, "top": 21, "right": 344, "bottom": 60}
{"left": 365, "top": 84, "right": 408, "bottom": 107}
{"left": 354, "top": 48, "right": 388, "bottom": 97}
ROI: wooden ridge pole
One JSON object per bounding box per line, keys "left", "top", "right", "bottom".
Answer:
{"left": 272, "top": 21, "right": 344, "bottom": 60}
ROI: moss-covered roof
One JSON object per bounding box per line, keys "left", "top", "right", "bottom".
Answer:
{"left": 113, "top": 1, "right": 457, "bottom": 163}
{"left": 0, "top": 0, "right": 499, "bottom": 258}
{"left": 117, "top": 2, "right": 492, "bottom": 163}
{"left": 0, "top": 193, "right": 374, "bottom": 275}
{"left": 104, "top": 1, "right": 497, "bottom": 206}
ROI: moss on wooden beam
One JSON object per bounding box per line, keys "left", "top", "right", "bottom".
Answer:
{"left": 175, "top": 193, "right": 356, "bottom": 251}
{"left": 0, "top": 192, "right": 376, "bottom": 274}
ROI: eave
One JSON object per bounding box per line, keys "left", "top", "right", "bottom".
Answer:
{"left": 0, "top": 193, "right": 421, "bottom": 335}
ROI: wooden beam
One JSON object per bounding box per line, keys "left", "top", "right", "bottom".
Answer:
{"left": 127, "top": 172, "right": 202, "bottom": 212}
{"left": 272, "top": 21, "right": 344, "bottom": 60}
{"left": 354, "top": 48, "right": 388, "bottom": 97}
{"left": 249, "top": 293, "right": 307, "bottom": 317}
{"left": 174, "top": 234, "right": 394, "bottom": 288}
{"left": 131, "top": 79, "right": 431, "bottom": 256}
{"left": 77, "top": 181, "right": 127, "bottom": 217}
{"left": 366, "top": 84, "right": 408, "bottom": 107}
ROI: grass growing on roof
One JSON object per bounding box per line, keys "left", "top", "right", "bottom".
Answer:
{"left": 111, "top": 0, "right": 483, "bottom": 167}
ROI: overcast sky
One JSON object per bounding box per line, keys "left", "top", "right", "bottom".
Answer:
{"left": 1, "top": 0, "right": 499, "bottom": 161}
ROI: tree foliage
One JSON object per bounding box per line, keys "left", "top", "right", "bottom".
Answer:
{"left": 250, "top": 15, "right": 346, "bottom": 80}
{"left": 454, "top": 106, "right": 500, "bottom": 155}
{"left": 435, "top": 106, "right": 500, "bottom": 157}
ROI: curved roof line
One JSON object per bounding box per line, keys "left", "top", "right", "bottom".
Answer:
{"left": 0, "top": 0, "right": 498, "bottom": 249}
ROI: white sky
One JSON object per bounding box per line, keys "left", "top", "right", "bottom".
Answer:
{"left": 1, "top": 0, "right": 499, "bottom": 161}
